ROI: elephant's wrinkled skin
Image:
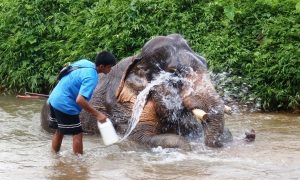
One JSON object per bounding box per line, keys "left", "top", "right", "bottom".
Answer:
{"left": 41, "top": 34, "right": 234, "bottom": 149}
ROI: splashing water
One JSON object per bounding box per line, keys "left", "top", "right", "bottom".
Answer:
{"left": 118, "top": 66, "right": 220, "bottom": 141}
{"left": 160, "top": 78, "right": 185, "bottom": 134}
{"left": 120, "top": 71, "right": 182, "bottom": 141}
{"left": 161, "top": 83, "right": 183, "bottom": 121}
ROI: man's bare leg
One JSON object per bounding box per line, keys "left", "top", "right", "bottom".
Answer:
{"left": 73, "top": 133, "right": 83, "bottom": 155}
{"left": 52, "top": 130, "right": 64, "bottom": 153}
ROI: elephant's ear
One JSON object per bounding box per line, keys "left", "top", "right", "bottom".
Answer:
{"left": 115, "top": 56, "right": 142, "bottom": 100}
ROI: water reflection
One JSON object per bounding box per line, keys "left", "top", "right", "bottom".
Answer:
{"left": 48, "top": 156, "right": 90, "bottom": 180}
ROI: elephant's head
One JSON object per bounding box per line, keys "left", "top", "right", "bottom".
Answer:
{"left": 115, "top": 34, "right": 225, "bottom": 148}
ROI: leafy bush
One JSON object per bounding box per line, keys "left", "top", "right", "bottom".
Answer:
{"left": 0, "top": 0, "right": 299, "bottom": 111}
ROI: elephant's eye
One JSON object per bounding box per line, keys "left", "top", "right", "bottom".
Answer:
{"left": 167, "top": 67, "right": 177, "bottom": 73}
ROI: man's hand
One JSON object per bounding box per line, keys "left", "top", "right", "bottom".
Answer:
{"left": 95, "top": 112, "right": 107, "bottom": 123}
{"left": 76, "top": 95, "right": 107, "bottom": 123}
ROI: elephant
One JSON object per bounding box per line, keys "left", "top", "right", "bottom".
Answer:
{"left": 41, "top": 34, "right": 254, "bottom": 150}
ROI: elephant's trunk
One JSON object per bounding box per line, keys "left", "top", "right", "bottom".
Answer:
{"left": 191, "top": 105, "right": 225, "bottom": 147}
{"left": 203, "top": 103, "right": 225, "bottom": 147}
{"left": 183, "top": 72, "right": 225, "bottom": 147}
{"left": 184, "top": 96, "right": 225, "bottom": 147}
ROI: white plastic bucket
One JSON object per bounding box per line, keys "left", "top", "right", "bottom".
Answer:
{"left": 97, "top": 118, "right": 119, "bottom": 146}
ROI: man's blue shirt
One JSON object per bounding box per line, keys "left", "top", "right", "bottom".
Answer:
{"left": 48, "top": 59, "right": 98, "bottom": 115}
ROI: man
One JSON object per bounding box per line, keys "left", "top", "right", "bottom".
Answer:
{"left": 47, "top": 51, "right": 116, "bottom": 155}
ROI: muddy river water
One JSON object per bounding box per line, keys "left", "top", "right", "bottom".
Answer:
{"left": 0, "top": 95, "right": 299, "bottom": 179}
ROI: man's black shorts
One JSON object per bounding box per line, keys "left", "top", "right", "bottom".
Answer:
{"left": 48, "top": 104, "right": 83, "bottom": 135}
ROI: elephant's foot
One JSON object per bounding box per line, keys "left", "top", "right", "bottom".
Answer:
{"left": 129, "top": 130, "right": 191, "bottom": 150}
{"left": 148, "top": 134, "right": 191, "bottom": 150}
{"left": 244, "top": 129, "right": 255, "bottom": 142}
{"left": 128, "top": 123, "right": 191, "bottom": 150}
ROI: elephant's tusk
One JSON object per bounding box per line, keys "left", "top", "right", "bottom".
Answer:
{"left": 192, "top": 109, "right": 208, "bottom": 122}
{"left": 224, "top": 105, "right": 232, "bottom": 114}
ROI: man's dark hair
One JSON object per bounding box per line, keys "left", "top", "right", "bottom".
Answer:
{"left": 95, "top": 51, "right": 117, "bottom": 66}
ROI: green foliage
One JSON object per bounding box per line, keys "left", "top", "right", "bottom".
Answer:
{"left": 0, "top": 0, "right": 299, "bottom": 111}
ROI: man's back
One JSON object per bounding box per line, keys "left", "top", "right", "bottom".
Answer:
{"left": 48, "top": 59, "right": 98, "bottom": 115}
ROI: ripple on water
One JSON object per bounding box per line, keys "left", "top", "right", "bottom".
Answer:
{"left": 1, "top": 96, "right": 300, "bottom": 179}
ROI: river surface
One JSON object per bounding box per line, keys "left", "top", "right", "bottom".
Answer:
{"left": 0, "top": 95, "right": 299, "bottom": 180}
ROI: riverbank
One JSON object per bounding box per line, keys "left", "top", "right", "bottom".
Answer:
{"left": 0, "top": 1, "right": 299, "bottom": 111}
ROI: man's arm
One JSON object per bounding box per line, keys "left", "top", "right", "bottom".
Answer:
{"left": 76, "top": 95, "right": 107, "bottom": 123}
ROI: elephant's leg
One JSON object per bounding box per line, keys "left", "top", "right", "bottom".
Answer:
{"left": 40, "top": 102, "right": 55, "bottom": 133}
{"left": 149, "top": 133, "right": 191, "bottom": 150}
{"left": 129, "top": 123, "right": 191, "bottom": 150}
{"left": 126, "top": 100, "right": 190, "bottom": 150}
